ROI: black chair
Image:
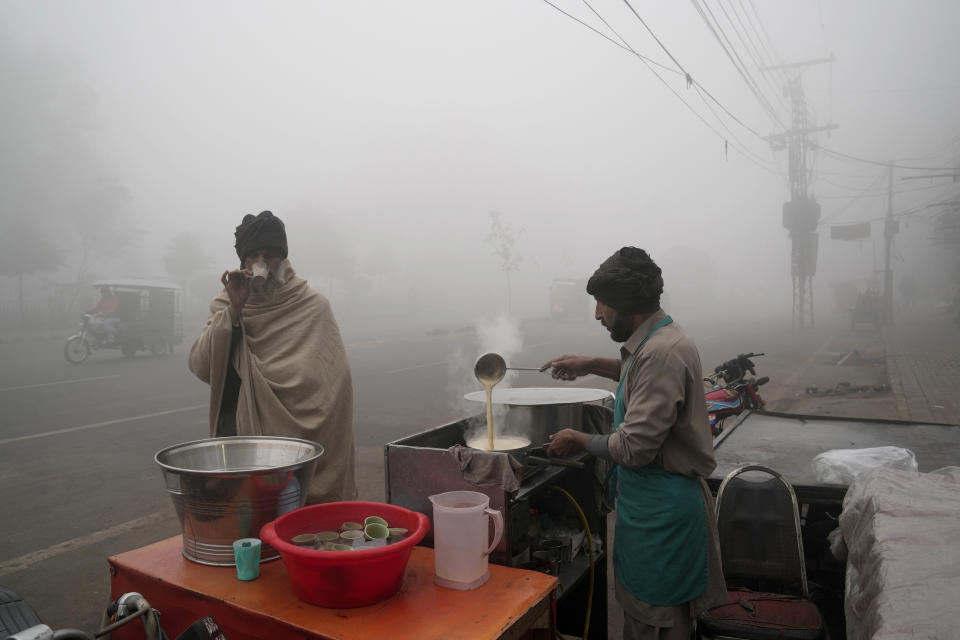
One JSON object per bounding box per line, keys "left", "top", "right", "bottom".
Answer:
{"left": 698, "top": 465, "right": 826, "bottom": 640}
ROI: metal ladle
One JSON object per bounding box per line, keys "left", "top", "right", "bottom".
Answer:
{"left": 474, "top": 353, "right": 550, "bottom": 451}
{"left": 474, "top": 353, "right": 506, "bottom": 450}
{"left": 475, "top": 352, "right": 549, "bottom": 379}
{"left": 474, "top": 352, "right": 507, "bottom": 386}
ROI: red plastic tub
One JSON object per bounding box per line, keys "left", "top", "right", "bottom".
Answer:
{"left": 260, "top": 501, "right": 430, "bottom": 608}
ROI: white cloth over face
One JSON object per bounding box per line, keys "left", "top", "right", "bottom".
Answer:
{"left": 189, "top": 268, "right": 357, "bottom": 504}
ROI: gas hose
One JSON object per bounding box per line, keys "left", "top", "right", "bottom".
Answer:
{"left": 546, "top": 485, "right": 595, "bottom": 640}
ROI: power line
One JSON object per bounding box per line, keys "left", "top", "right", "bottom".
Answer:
{"left": 692, "top": 83, "right": 782, "bottom": 172}
{"left": 538, "top": 0, "right": 642, "bottom": 58}
{"left": 538, "top": 0, "right": 779, "bottom": 174}
{"left": 817, "top": 175, "right": 959, "bottom": 208}
{"left": 722, "top": 0, "right": 772, "bottom": 76}
{"left": 687, "top": 0, "right": 787, "bottom": 129}
{"left": 741, "top": 0, "right": 796, "bottom": 107}
{"left": 690, "top": 77, "right": 768, "bottom": 140}
{"left": 580, "top": 0, "right": 768, "bottom": 150}
{"left": 735, "top": 0, "right": 789, "bottom": 86}
{"left": 823, "top": 195, "right": 957, "bottom": 229}
{"left": 719, "top": 0, "right": 789, "bottom": 107}
{"left": 746, "top": 0, "right": 786, "bottom": 76}
{"left": 817, "top": 172, "right": 885, "bottom": 226}
{"left": 817, "top": 145, "right": 960, "bottom": 172}
{"left": 890, "top": 182, "right": 959, "bottom": 195}
{"left": 690, "top": 0, "right": 786, "bottom": 129}
{"left": 619, "top": 0, "right": 689, "bottom": 77}
{"left": 892, "top": 132, "right": 960, "bottom": 164}
{"left": 578, "top": 0, "right": 679, "bottom": 75}
{"left": 609, "top": 0, "right": 773, "bottom": 140}
{"left": 621, "top": 48, "right": 771, "bottom": 171}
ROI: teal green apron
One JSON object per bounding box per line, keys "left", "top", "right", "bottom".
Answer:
{"left": 610, "top": 316, "right": 708, "bottom": 606}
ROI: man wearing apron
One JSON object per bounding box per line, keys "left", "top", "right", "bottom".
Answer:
{"left": 543, "top": 247, "right": 726, "bottom": 639}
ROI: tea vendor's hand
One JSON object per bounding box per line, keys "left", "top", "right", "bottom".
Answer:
{"left": 545, "top": 429, "right": 587, "bottom": 457}
{"left": 540, "top": 355, "right": 591, "bottom": 381}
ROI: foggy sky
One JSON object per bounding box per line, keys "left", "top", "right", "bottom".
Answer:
{"left": 2, "top": 0, "right": 958, "bottom": 327}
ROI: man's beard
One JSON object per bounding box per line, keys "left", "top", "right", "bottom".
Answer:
{"left": 604, "top": 310, "right": 635, "bottom": 343}
{"left": 250, "top": 259, "right": 293, "bottom": 295}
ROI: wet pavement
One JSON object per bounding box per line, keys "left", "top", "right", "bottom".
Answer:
{"left": 883, "top": 309, "right": 960, "bottom": 425}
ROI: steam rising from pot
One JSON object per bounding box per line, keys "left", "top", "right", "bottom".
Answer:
{"left": 445, "top": 315, "right": 530, "bottom": 446}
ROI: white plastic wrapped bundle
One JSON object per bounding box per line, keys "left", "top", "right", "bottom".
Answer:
{"left": 811, "top": 446, "right": 917, "bottom": 484}
{"left": 840, "top": 467, "right": 960, "bottom": 639}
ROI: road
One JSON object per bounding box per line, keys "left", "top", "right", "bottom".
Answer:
{"left": 0, "top": 311, "right": 880, "bottom": 633}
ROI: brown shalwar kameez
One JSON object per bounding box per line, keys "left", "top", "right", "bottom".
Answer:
{"left": 608, "top": 309, "right": 727, "bottom": 637}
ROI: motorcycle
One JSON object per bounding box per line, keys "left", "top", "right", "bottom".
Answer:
{"left": 704, "top": 352, "right": 769, "bottom": 437}
{"left": 2, "top": 588, "right": 225, "bottom": 640}
{"left": 63, "top": 313, "right": 121, "bottom": 364}
{"left": 63, "top": 280, "right": 184, "bottom": 364}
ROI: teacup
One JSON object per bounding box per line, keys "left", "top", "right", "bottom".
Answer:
{"left": 364, "top": 523, "right": 389, "bottom": 541}
{"left": 250, "top": 262, "right": 269, "bottom": 284}
{"left": 339, "top": 529, "right": 365, "bottom": 547}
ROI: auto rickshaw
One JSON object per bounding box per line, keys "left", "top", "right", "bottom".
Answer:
{"left": 64, "top": 279, "right": 184, "bottom": 363}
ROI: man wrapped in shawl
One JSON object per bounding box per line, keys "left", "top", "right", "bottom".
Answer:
{"left": 189, "top": 211, "right": 357, "bottom": 504}
{"left": 541, "top": 247, "right": 725, "bottom": 640}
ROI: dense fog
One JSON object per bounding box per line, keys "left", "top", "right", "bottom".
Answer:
{"left": 2, "top": 0, "right": 958, "bottom": 334}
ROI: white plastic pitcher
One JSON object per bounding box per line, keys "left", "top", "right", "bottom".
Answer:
{"left": 429, "top": 490, "right": 504, "bottom": 590}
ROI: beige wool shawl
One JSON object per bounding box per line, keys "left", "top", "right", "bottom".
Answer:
{"left": 188, "top": 270, "right": 357, "bottom": 504}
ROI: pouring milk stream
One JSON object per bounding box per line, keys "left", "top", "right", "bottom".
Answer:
{"left": 473, "top": 353, "right": 506, "bottom": 450}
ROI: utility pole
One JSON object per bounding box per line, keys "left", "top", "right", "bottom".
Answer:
{"left": 764, "top": 59, "right": 837, "bottom": 328}
{"left": 882, "top": 164, "right": 896, "bottom": 325}
{"left": 894, "top": 165, "right": 960, "bottom": 322}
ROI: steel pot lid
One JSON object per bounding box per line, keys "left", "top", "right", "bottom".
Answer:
{"left": 464, "top": 387, "right": 611, "bottom": 406}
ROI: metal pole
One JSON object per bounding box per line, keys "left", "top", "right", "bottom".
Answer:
{"left": 883, "top": 163, "right": 894, "bottom": 324}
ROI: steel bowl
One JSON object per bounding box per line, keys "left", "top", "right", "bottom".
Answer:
{"left": 155, "top": 436, "right": 324, "bottom": 566}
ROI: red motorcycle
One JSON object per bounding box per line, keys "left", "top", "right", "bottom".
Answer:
{"left": 704, "top": 352, "right": 769, "bottom": 436}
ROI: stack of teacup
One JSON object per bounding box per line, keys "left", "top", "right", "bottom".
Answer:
{"left": 290, "top": 515, "right": 409, "bottom": 551}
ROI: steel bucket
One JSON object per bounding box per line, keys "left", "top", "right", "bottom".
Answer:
{"left": 155, "top": 436, "right": 323, "bottom": 566}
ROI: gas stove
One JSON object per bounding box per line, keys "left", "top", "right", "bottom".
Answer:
{"left": 385, "top": 408, "right": 612, "bottom": 639}
{"left": 385, "top": 412, "right": 607, "bottom": 566}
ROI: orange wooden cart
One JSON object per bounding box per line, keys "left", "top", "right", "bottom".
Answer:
{"left": 109, "top": 536, "right": 557, "bottom": 640}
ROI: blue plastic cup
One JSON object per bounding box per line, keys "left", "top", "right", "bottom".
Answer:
{"left": 233, "top": 538, "right": 261, "bottom": 581}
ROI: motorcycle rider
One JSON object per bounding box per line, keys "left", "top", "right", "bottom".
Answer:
{"left": 87, "top": 286, "right": 121, "bottom": 343}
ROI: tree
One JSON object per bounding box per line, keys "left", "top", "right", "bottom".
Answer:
{"left": 164, "top": 231, "right": 213, "bottom": 308}
{"left": 484, "top": 211, "right": 524, "bottom": 315}
{"left": 0, "top": 218, "right": 63, "bottom": 327}
{"left": 0, "top": 41, "right": 136, "bottom": 313}
{"left": 73, "top": 180, "right": 134, "bottom": 271}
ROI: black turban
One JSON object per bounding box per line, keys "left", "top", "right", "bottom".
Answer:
{"left": 586, "top": 247, "right": 663, "bottom": 315}
{"left": 234, "top": 211, "right": 288, "bottom": 265}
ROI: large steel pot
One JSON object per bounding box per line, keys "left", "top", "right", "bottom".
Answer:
{"left": 463, "top": 387, "right": 614, "bottom": 448}
{"left": 155, "top": 436, "right": 323, "bottom": 566}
